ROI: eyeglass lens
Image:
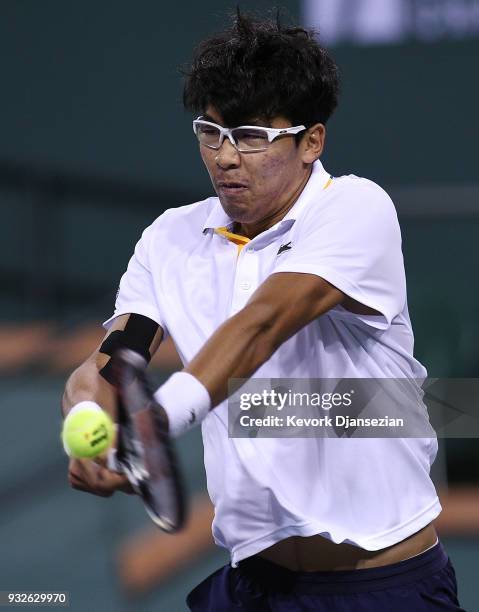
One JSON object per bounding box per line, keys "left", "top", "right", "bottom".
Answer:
{"left": 196, "top": 124, "right": 269, "bottom": 151}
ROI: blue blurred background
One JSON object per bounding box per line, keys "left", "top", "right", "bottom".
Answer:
{"left": 1, "top": 0, "right": 478, "bottom": 609}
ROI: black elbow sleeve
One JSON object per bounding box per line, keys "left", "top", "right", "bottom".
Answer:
{"left": 99, "top": 314, "right": 159, "bottom": 384}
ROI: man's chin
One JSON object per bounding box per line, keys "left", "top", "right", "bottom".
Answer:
{"left": 218, "top": 198, "right": 254, "bottom": 224}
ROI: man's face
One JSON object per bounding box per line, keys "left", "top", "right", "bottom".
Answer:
{"left": 198, "top": 106, "right": 311, "bottom": 227}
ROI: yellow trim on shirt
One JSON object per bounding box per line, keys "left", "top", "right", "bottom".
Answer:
{"left": 323, "top": 176, "right": 333, "bottom": 190}
{"left": 214, "top": 226, "right": 251, "bottom": 256}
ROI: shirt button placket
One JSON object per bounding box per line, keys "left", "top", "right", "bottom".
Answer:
{"left": 230, "top": 247, "right": 257, "bottom": 313}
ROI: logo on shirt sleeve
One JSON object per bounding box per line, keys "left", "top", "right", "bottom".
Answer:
{"left": 276, "top": 241, "right": 292, "bottom": 256}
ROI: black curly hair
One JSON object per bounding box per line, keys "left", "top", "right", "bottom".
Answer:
{"left": 183, "top": 10, "right": 340, "bottom": 133}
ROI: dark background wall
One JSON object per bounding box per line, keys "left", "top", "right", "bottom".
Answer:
{"left": 327, "top": 38, "right": 479, "bottom": 185}
{"left": 1, "top": 1, "right": 477, "bottom": 191}
{"left": 0, "top": 1, "right": 299, "bottom": 192}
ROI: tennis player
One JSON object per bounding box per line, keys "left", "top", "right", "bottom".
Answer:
{"left": 63, "top": 13, "right": 464, "bottom": 611}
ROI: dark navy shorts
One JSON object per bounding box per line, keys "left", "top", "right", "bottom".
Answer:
{"left": 186, "top": 541, "right": 465, "bottom": 611}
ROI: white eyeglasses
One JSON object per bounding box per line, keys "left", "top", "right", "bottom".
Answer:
{"left": 192, "top": 116, "right": 306, "bottom": 153}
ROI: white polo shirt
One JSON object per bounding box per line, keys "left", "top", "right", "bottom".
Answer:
{"left": 104, "top": 160, "right": 441, "bottom": 566}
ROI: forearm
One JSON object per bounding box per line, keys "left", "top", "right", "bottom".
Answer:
{"left": 62, "top": 354, "right": 116, "bottom": 418}
{"left": 62, "top": 313, "right": 164, "bottom": 419}
{"left": 154, "top": 302, "right": 277, "bottom": 436}
{"left": 184, "top": 302, "right": 278, "bottom": 407}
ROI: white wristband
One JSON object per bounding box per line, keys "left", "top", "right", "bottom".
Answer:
{"left": 154, "top": 372, "right": 211, "bottom": 437}
{"left": 67, "top": 400, "right": 102, "bottom": 416}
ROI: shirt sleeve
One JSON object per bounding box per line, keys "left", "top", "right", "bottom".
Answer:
{"left": 102, "top": 222, "right": 167, "bottom": 334}
{"left": 272, "top": 180, "right": 406, "bottom": 330}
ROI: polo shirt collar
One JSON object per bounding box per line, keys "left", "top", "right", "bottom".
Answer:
{"left": 202, "top": 159, "right": 330, "bottom": 233}
{"left": 202, "top": 200, "right": 233, "bottom": 233}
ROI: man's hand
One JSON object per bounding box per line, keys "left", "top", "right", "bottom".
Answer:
{"left": 68, "top": 457, "right": 134, "bottom": 497}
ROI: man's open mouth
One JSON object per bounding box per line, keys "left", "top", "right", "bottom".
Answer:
{"left": 218, "top": 181, "right": 249, "bottom": 191}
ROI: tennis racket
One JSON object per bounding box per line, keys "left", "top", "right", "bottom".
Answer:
{"left": 109, "top": 348, "right": 186, "bottom": 533}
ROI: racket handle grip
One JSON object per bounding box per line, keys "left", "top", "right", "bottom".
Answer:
{"left": 106, "top": 448, "right": 123, "bottom": 472}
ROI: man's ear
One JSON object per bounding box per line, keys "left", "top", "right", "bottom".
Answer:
{"left": 300, "top": 123, "right": 326, "bottom": 163}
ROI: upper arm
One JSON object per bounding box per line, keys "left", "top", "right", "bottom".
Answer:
{"left": 94, "top": 314, "right": 164, "bottom": 370}
{"left": 68, "top": 314, "right": 164, "bottom": 381}
{"left": 243, "top": 271, "right": 345, "bottom": 347}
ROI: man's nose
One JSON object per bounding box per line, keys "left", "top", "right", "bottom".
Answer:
{"left": 215, "top": 138, "right": 241, "bottom": 169}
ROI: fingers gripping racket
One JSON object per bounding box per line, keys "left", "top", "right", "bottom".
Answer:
{"left": 110, "top": 348, "right": 186, "bottom": 533}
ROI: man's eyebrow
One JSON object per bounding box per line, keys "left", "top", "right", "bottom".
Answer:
{"left": 241, "top": 118, "right": 273, "bottom": 127}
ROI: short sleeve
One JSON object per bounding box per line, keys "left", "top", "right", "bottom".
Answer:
{"left": 102, "top": 223, "right": 167, "bottom": 334}
{"left": 272, "top": 180, "right": 406, "bottom": 330}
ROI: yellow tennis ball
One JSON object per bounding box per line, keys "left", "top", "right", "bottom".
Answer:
{"left": 62, "top": 401, "right": 114, "bottom": 459}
